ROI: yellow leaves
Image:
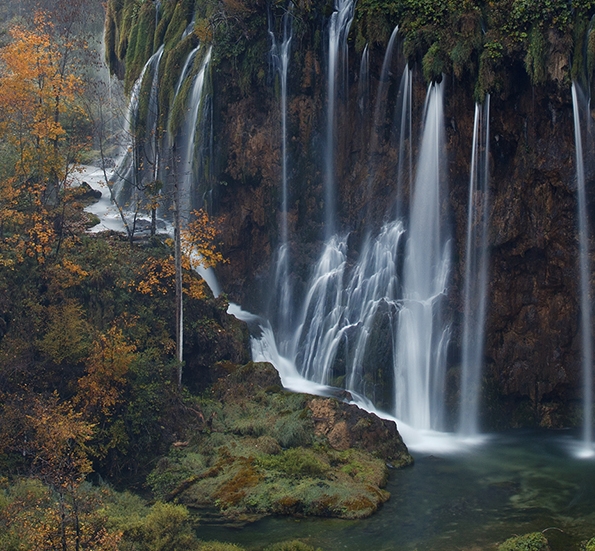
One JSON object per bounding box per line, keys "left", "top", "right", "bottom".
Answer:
{"left": 0, "top": 10, "right": 87, "bottom": 267}
{"left": 182, "top": 209, "right": 226, "bottom": 271}
{"left": 24, "top": 213, "right": 55, "bottom": 263}
{"left": 77, "top": 327, "right": 136, "bottom": 417}
{"left": 134, "top": 254, "right": 209, "bottom": 300}
{"left": 135, "top": 255, "right": 176, "bottom": 295}
{"left": 37, "top": 300, "right": 91, "bottom": 365}
{"left": 133, "top": 210, "right": 224, "bottom": 302}
{"left": 0, "top": 478, "right": 123, "bottom": 551}
{"left": 27, "top": 392, "right": 94, "bottom": 489}
{"left": 60, "top": 257, "right": 90, "bottom": 281}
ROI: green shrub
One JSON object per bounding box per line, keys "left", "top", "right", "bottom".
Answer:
{"left": 259, "top": 448, "right": 329, "bottom": 477}
{"left": 498, "top": 532, "right": 550, "bottom": 551}
{"left": 197, "top": 542, "right": 245, "bottom": 551}
{"left": 264, "top": 541, "right": 322, "bottom": 551}
{"left": 272, "top": 413, "right": 312, "bottom": 448}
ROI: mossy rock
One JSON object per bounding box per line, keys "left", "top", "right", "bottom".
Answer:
{"left": 498, "top": 532, "right": 550, "bottom": 551}
{"left": 147, "top": 361, "right": 410, "bottom": 522}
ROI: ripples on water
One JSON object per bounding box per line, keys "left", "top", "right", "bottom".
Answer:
{"left": 198, "top": 430, "right": 595, "bottom": 551}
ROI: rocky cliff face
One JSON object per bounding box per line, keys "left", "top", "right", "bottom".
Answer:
{"left": 105, "top": 0, "right": 595, "bottom": 430}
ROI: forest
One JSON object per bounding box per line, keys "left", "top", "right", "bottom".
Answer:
{"left": 0, "top": 1, "right": 414, "bottom": 549}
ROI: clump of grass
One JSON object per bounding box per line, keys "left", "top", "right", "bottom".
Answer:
{"left": 264, "top": 541, "right": 323, "bottom": 551}
{"left": 259, "top": 448, "right": 329, "bottom": 478}
{"left": 498, "top": 532, "right": 550, "bottom": 551}
{"left": 198, "top": 543, "right": 246, "bottom": 551}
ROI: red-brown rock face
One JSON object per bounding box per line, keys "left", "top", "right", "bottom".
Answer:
{"left": 212, "top": 48, "right": 588, "bottom": 429}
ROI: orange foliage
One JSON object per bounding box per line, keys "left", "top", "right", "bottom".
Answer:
{"left": 135, "top": 255, "right": 177, "bottom": 295}
{"left": 77, "top": 327, "right": 136, "bottom": 417}
{"left": 182, "top": 208, "right": 226, "bottom": 271}
{"left": 27, "top": 392, "right": 94, "bottom": 491}
{"left": 0, "top": 12, "right": 82, "bottom": 151}
{"left": 134, "top": 209, "right": 225, "bottom": 299}
{"left": 1, "top": 479, "right": 122, "bottom": 551}
{"left": 0, "top": 11, "right": 87, "bottom": 266}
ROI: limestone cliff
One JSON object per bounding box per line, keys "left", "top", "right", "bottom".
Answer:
{"left": 104, "top": 0, "right": 595, "bottom": 429}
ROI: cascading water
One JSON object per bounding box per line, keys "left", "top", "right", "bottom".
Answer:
{"left": 325, "top": 0, "right": 355, "bottom": 237}
{"left": 177, "top": 47, "right": 212, "bottom": 222}
{"left": 252, "top": 68, "right": 452, "bottom": 432}
{"left": 459, "top": 96, "right": 490, "bottom": 436}
{"left": 571, "top": 82, "right": 594, "bottom": 455}
{"left": 143, "top": 46, "right": 165, "bottom": 188}
{"left": 365, "top": 25, "right": 399, "bottom": 213}
{"left": 357, "top": 44, "right": 369, "bottom": 116}
{"left": 289, "top": 221, "right": 405, "bottom": 408}
{"left": 293, "top": 236, "right": 347, "bottom": 384}
{"left": 174, "top": 45, "right": 200, "bottom": 99}
{"left": 394, "top": 81, "right": 451, "bottom": 431}
{"left": 372, "top": 26, "right": 399, "bottom": 142}
{"left": 269, "top": 8, "right": 293, "bottom": 333}
{"left": 394, "top": 64, "right": 412, "bottom": 219}
{"left": 112, "top": 46, "right": 164, "bottom": 195}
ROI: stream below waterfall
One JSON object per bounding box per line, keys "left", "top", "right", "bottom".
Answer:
{"left": 197, "top": 430, "right": 595, "bottom": 550}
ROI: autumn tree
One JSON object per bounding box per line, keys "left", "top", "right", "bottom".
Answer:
{"left": 76, "top": 326, "right": 137, "bottom": 461}
{"left": 0, "top": 393, "right": 118, "bottom": 551}
{"left": 0, "top": 11, "right": 88, "bottom": 266}
{"left": 133, "top": 208, "right": 225, "bottom": 387}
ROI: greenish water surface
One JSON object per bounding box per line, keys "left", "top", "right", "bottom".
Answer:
{"left": 197, "top": 430, "right": 595, "bottom": 550}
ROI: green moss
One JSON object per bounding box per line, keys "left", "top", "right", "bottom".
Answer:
{"left": 144, "top": 363, "right": 397, "bottom": 522}
{"left": 422, "top": 41, "right": 449, "bottom": 82}
{"left": 124, "top": 1, "right": 157, "bottom": 93}
{"left": 498, "top": 532, "right": 550, "bottom": 551}
{"left": 158, "top": 36, "right": 196, "bottom": 124}
{"left": 272, "top": 411, "right": 313, "bottom": 448}
{"left": 264, "top": 541, "right": 322, "bottom": 551}
{"left": 163, "top": 0, "right": 195, "bottom": 51}
{"left": 334, "top": 448, "right": 388, "bottom": 487}
{"left": 168, "top": 45, "right": 211, "bottom": 137}
{"left": 259, "top": 448, "right": 330, "bottom": 478}
{"left": 198, "top": 543, "right": 246, "bottom": 551}
{"left": 524, "top": 26, "right": 548, "bottom": 85}
{"left": 147, "top": 452, "right": 207, "bottom": 499}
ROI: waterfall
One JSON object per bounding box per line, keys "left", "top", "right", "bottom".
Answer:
{"left": 571, "top": 82, "right": 594, "bottom": 454}
{"left": 364, "top": 26, "right": 399, "bottom": 215}
{"left": 291, "top": 220, "right": 405, "bottom": 403}
{"left": 459, "top": 96, "right": 490, "bottom": 436}
{"left": 357, "top": 44, "right": 369, "bottom": 115}
{"left": 294, "top": 236, "right": 348, "bottom": 384}
{"left": 269, "top": 8, "right": 293, "bottom": 333}
{"left": 174, "top": 45, "right": 200, "bottom": 100}
{"left": 394, "top": 64, "right": 412, "bottom": 219}
{"left": 143, "top": 46, "right": 166, "bottom": 186}
{"left": 372, "top": 25, "right": 399, "bottom": 141}
{"left": 112, "top": 46, "right": 164, "bottom": 195}
{"left": 325, "top": 0, "right": 355, "bottom": 237}
{"left": 177, "top": 47, "right": 212, "bottom": 222}
{"left": 394, "top": 82, "right": 451, "bottom": 431}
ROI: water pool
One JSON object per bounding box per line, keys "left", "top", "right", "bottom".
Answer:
{"left": 197, "top": 430, "right": 595, "bottom": 550}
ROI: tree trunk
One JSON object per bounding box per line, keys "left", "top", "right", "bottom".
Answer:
{"left": 59, "top": 491, "right": 68, "bottom": 551}
{"left": 173, "top": 150, "right": 184, "bottom": 389}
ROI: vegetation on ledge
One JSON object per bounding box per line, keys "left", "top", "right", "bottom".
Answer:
{"left": 147, "top": 362, "right": 413, "bottom": 523}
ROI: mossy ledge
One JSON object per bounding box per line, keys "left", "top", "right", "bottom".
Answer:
{"left": 147, "top": 361, "right": 413, "bottom": 523}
